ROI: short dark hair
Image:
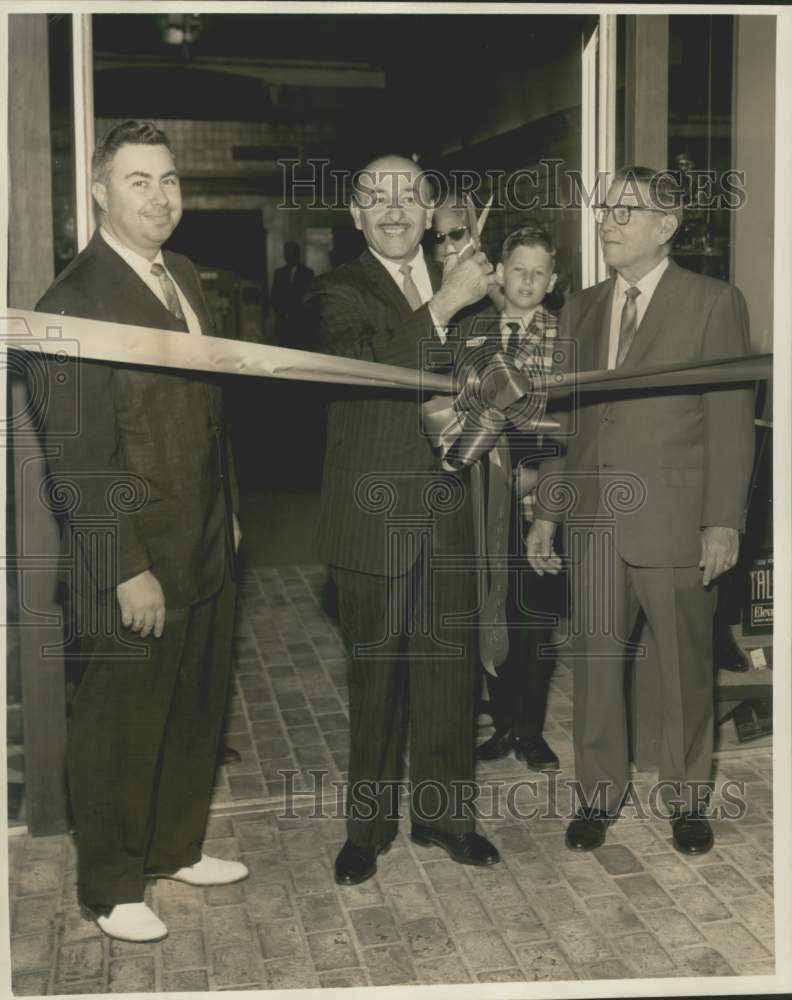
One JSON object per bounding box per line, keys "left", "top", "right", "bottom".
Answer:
{"left": 501, "top": 223, "right": 557, "bottom": 266}
{"left": 92, "top": 119, "right": 173, "bottom": 185}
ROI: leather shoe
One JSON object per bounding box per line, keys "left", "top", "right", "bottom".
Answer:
{"left": 565, "top": 811, "right": 612, "bottom": 851}
{"left": 335, "top": 840, "right": 390, "bottom": 886}
{"left": 92, "top": 902, "right": 168, "bottom": 943}
{"left": 219, "top": 744, "right": 242, "bottom": 766}
{"left": 671, "top": 813, "right": 714, "bottom": 855}
{"left": 411, "top": 825, "right": 500, "bottom": 866}
{"left": 514, "top": 735, "right": 559, "bottom": 771}
{"left": 152, "top": 854, "right": 249, "bottom": 886}
{"left": 475, "top": 730, "right": 514, "bottom": 761}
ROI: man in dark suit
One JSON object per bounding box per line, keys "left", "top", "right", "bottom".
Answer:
{"left": 37, "top": 120, "right": 246, "bottom": 942}
{"left": 308, "top": 154, "right": 500, "bottom": 885}
{"left": 528, "top": 166, "right": 754, "bottom": 856}
{"left": 270, "top": 241, "right": 314, "bottom": 348}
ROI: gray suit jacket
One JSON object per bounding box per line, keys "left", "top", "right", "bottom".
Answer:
{"left": 535, "top": 259, "right": 755, "bottom": 567}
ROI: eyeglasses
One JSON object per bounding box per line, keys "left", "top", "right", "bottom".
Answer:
{"left": 432, "top": 226, "right": 468, "bottom": 244}
{"left": 593, "top": 205, "right": 669, "bottom": 226}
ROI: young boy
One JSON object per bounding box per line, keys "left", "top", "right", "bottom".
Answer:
{"left": 460, "top": 224, "right": 563, "bottom": 771}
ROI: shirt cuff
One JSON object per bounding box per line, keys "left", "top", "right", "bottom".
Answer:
{"left": 428, "top": 306, "right": 448, "bottom": 343}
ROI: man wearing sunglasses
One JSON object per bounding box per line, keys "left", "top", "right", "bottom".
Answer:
{"left": 528, "top": 165, "right": 754, "bottom": 857}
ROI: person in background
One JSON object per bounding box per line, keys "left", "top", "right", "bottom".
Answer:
{"left": 430, "top": 192, "right": 505, "bottom": 313}
{"left": 271, "top": 240, "right": 314, "bottom": 348}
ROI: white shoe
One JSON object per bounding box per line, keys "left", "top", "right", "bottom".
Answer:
{"left": 161, "top": 853, "right": 249, "bottom": 887}
{"left": 94, "top": 902, "right": 168, "bottom": 943}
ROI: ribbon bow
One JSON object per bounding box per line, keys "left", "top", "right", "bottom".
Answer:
{"left": 422, "top": 346, "right": 554, "bottom": 471}
{"left": 422, "top": 341, "right": 558, "bottom": 675}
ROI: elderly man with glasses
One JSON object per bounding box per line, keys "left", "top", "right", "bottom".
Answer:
{"left": 527, "top": 165, "right": 754, "bottom": 856}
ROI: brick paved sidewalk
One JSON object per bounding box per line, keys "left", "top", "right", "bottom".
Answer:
{"left": 8, "top": 566, "right": 776, "bottom": 993}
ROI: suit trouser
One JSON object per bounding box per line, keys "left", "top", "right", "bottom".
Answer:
{"left": 68, "top": 568, "right": 237, "bottom": 910}
{"left": 488, "top": 532, "right": 563, "bottom": 741}
{"left": 572, "top": 541, "right": 716, "bottom": 815}
{"left": 332, "top": 556, "right": 477, "bottom": 848}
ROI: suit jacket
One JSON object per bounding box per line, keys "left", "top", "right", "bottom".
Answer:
{"left": 308, "top": 249, "right": 473, "bottom": 577}
{"left": 36, "top": 229, "right": 238, "bottom": 607}
{"left": 534, "top": 259, "right": 755, "bottom": 567}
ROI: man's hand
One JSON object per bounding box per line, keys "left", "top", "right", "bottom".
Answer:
{"left": 526, "top": 519, "right": 562, "bottom": 576}
{"left": 430, "top": 251, "right": 495, "bottom": 327}
{"left": 117, "top": 570, "right": 166, "bottom": 639}
{"left": 233, "top": 513, "right": 242, "bottom": 554}
{"left": 699, "top": 526, "right": 740, "bottom": 587}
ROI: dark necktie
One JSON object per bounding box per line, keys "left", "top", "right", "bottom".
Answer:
{"left": 150, "top": 262, "right": 185, "bottom": 322}
{"left": 616, "top": 286, "right": 641, "bottom": 367}
{"left": 399, "top": 262, "right": 423, "bottom": 311}
{"left": 504, "top": 321, "right": 521, "bottom": 358}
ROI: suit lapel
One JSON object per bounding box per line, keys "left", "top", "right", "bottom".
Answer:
{"left": 90, "top": 231, "right": 189, "bottom": 333}
{"left": 584, "top": 279, "right": 614, "bottom": 373}
{"left": 359, "top": 250, "right": 413, "bottom": 320}
{"left": 165, "top": 252, "right": 213, "bottom": 335}
{"left": 620, "top": 259, "right": 682, "bottom": 370}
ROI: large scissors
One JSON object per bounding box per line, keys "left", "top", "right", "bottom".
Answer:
{"left": 455, "top": 192, "right": 493, "bottom": 261}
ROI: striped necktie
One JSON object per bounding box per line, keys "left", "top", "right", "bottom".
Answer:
{"left": 150, "top": 262, "right": 185, "bottom": 321}
{"left": 616, "top": 286, "right": 641, "bottom": 367}
{"left": 399, "top": 262, "right": 424, "bottom": 311}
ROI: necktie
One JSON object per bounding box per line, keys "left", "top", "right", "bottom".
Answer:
{"left": 150, "top": 262, "right": 185, "bottom": 321}
{"left": 504, "top": 321, "right": 521, "bottom": 358}
{"left": 616, "top": 286, "right": 641, "bottom": 367}
{"left": 399, "top": 263, "right": 423, "bottom": 311}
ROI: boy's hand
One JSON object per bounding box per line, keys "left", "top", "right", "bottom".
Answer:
{"left": 526, "top": 519, "right": 562, "bottom": 576}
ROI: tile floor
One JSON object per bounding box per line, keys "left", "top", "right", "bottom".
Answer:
{"left": 8, "top": 566, "right": 775, "bottom": 993}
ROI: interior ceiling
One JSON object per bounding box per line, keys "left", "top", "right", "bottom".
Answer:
{"left": 91, "top": 12, "right": 591, "bottom": 66}
{"left": 87, "top": 12, "right": 593, "bottom": 182}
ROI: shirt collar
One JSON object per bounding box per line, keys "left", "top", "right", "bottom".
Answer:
{"left": 614, "top": 255, "right": 669, "bottom": 300}
{"left": 100, "top": 226, "right": 165, "bottom": 276}
{"left": 500, "top": 306, "right": 545, "bottom": 339}
{"left": 369, "top": 244, "right": 427, "bottom": 282}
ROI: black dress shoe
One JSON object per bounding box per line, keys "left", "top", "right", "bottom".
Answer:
{"left": 475, "top": 730, "right": 514, "bottom": 762}
{"left": 565, "top": 811, "right": 612, "bottom": 851}
{"left": 514, "top": 735, "right": 559, "bottom": 771}
{"left": 410, "top": 826, "right": 500, "bottom": 866}
{"left": 334, "top": 840, "right": 390, "bottom": 886}
{"left": 671, "top": 813, "right": 714, "bottom": 855}
{"left": 219, "top": 744, "right": 242, "bottom": 766}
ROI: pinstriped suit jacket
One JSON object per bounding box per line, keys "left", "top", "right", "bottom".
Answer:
{"left": 308, "top": 249, "right": 474, "bottom": 577}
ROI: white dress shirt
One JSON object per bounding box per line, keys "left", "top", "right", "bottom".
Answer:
{"left": 607, "top": 256, "right": 669, "bottom": 369}
{"left": 369, "top": 245, "right": 448, "bottom": 343}
{"left": 100, "top": 227, "right": 202, "bottom": 336}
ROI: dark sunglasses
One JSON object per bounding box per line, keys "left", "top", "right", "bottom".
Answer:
{"left": 432, "top": 226, "right": 468, "bottom": 244}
